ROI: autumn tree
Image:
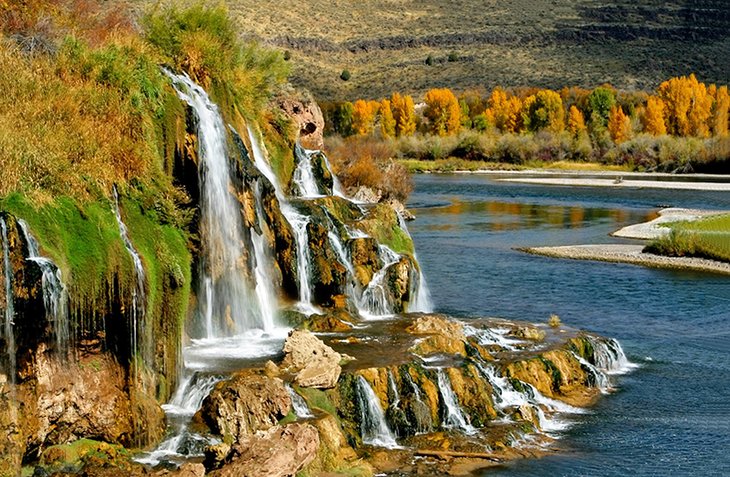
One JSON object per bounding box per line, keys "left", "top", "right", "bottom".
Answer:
{"left": 423, "top": 88, "right": 461, "bottom": 136}
{"left": 586, "top": 87, "right": 617, "bottom": 130}
{"left": 712, "top": 85, "right": 730, "bottom": 137}
{"left": 391, "top": 92, "right": 417, "bottom": 136}
{"left": 567, "top": 106, "right": 586, "bottom": 135}
{"left": 486, "top": 87, "right": 522, "bottom": 133}
{"left": 658, "top": 74, "right": 713, "bottom": 137}
{"left": 378, "top": 99, "right": 396, "bottom": 138}
{"left": 608, "top": 106, "right": 632, "bottom": 143}
{"left": 522, "top": 89, "right": 565, "bottom": 132}
{"left": 643, "top": 96, "right": 667, "bottom": 136}
{"left": 352, "top": 99, "right": 379, "bottom": 135}
{"left": 333, "top": 101, "right": 355, "bottom": 136}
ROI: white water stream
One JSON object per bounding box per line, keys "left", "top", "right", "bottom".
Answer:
{"left": 1, "top": 218, "right": 16, "bottom": 384}
{"left": 356, "top": 376, "right": 399, "bottom": 448}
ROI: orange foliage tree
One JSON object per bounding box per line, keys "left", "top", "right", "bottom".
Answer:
{"left": 423, "top": 88, "right": 461, "bottom": 136}
{"left": 379, "top": 99, "right": 396, "bottom": 138}
{"left": 608, "top": 106, "right": 632, "bottom": 143}
{"left": 567, "top": 105, "right": 586, "bottom": 135}
{"left": 712, "top": 85, "right": 729, "bottom": 137}
{"left": 643, "top": 96, "right": 667, "bottom": 136}
{"left": 486, "top": 88, "right": 522, "bottom": 133}
{"left": 391, "top": 92, "right": 417, "bottom": 137}
{"left": 352, "top": 99, "right": 379, "bottom": 136}
{"left": 658, "top": 74, "right": 713, "bottom": 137}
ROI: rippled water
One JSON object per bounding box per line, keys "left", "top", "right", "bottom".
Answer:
{"left": 408, "top": 174, "right": 730, "bottom": 477}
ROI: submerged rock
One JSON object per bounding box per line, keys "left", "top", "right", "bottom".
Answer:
{"left": 281, "top": 330, "right": 342, "bottom": 389}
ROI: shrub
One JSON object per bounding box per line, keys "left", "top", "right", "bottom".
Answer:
{"left": 548, "top": 314, "right": 561, "bottom": 328}
{"left": 340, "top": 69, "right": 351, "bottom": 81}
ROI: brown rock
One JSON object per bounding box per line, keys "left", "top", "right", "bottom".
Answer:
{"left": 281, "top": 330, "right": 342, "bottom": 389}
{"left": 407, "top": 315, "right": 466, "bottom": 342}
{"left": 209, "top": 423, "right": 319, "bottom": 477}
{"left": 264, "top": 360, "right": 280, "bottom": 378}
{"left": 199, "top": 373, "right": 291, "bottom": 443}
{"left": 276, "top": 91, "right": 325, "bottom": 150}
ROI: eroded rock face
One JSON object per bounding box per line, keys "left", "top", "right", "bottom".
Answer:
{"left": 276, "top": 92, "right": 325, "bottom": 150}
{"left": 199, "top": 373, "right": 291, "bottom": 443}
{"left": 208, "top": 423, "right": 319, "bottom": 477}
{"left": 281, "top": 330, "right": 342, "bottom": 389}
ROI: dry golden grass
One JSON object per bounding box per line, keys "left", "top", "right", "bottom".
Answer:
{"left": 221, "top": 0, "right": 730, "bottom": 101}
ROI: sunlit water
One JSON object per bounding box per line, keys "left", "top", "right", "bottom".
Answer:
{"left": 408, "top": 174, "right": 730, "bottom": 476}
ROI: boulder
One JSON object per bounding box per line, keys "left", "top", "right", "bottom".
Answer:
{"left": 208, "top": 424, "right": 319, "bottom": 477}
{"left": 276, "top": 91, "right": 325, "bottom": 150}
{"left": 352, "top": 186, "right": 382, "bottom": 204}
{"left": 281, "top": 330, "right": 342, "bottom": 389}
{"left": 199, "top": 373, "right": 291, "bottom": 443}
{"left": 407, "top": 315, "right": 466, "bottom": 342}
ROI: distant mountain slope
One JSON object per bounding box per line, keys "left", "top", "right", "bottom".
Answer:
{"left": 228, "top": 0, "right": 730, "bottom": 100}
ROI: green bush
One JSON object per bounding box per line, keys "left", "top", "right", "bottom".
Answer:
{"left": 340, "top": 69, "right": 351, "bottom": 81}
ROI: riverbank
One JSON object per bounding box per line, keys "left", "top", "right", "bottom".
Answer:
{"left": 522, "top": 244, "right": 730, "bottom": 276}
{"left": 612, "top": 208, "right": 727, "bottom": 240}
{"left": 498, "top": 177, "right": 730, "bottom": 192}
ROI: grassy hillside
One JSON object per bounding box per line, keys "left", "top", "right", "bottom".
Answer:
{"left": 226, "top": 0, "right": 730, "bottom": 100}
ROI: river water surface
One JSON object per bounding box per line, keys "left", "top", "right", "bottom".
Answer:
{"left": 407, "top": 174, "right": 730, "bottom": 477}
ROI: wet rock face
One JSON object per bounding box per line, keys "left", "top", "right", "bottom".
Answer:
{"left": 208, "top": 423, "right": 319, "bottom": 477}
{"left": 307, "top": 221, "right": 348, "bottom": 306}
{"left": 349, "top": 238, "right": 382, "bottom": 288}
{"left": 198, "top": 373, "right": 291, "bottom": 443}
{"left": 281, "top": 330, "right": 342, "bottom": 389}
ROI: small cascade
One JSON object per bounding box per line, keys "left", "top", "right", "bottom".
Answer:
{"left": 387, "top": 370, "right": 400, "bottom": 408}
{"left": 570, "top": 351, "right": 611, "bottom": 393}
{"left": 436, "top": 369, "right": 476, "bottom": 434}
{"left": 463, "top": 324, "right": 522, "bottom": 351}
{"left": 246, "top": 126, "right": 318, "bottom": 314}
{"left": 250, "top": 181, "right": 279, "bottom": 332}
{"left": 165, "top": 70, "right": 274, "bottom": 337}
{"left": 17, "top": 220, "right": 70, "bottom": 355}
{"left": 396, "top": 215, "right": 434, "bottom": 313}
{"left": 137, "top": 372, "right": 223, "bottom": 465}
{"left": 1, "top": 218, "right": 16, "bottom": 384}
{"left": 359, "top": 245, "right": 401, "bottom": 318}
{"left": 474, "top": 363, "right": 530, "bottom": 410}
{"left": 292, "top": 144, "right": 323, "bottom": 198}
{"left": 322, "top": 154, "right": 346, "bottom": 198}
{"left": 589, "top": 337, "right": 637, "bottom": 375}
{"left": 112, "top": 187, "right": 151, "bottom": 371}
{"left": 286, "top": 384, "right": 314, "bottom": 419}
{"left": 356, "top": 376, "right": 399, "bottom": 448}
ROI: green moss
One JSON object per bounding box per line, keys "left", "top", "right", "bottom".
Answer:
{"left": 538, "top": 357, "right": 563, "bottom": 392}
{"left": 357, "top": 203, "right": 414, "bottom": 255}
{"left": 297, "top": 386, "right": 337, "bottom": 416}
{"left": 279, "top": 409, "right": 298, "bottom": 425}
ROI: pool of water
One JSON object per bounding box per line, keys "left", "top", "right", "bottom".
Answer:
{"left": 407, "top": 174, "right": 730, "bottom": 476}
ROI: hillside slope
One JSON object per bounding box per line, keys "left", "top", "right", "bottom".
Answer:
{"left": 228, "top": 0, "right": 730, "bottom": 100}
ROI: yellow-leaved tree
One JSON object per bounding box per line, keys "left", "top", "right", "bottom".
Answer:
{"left": 423, "top": 88, "right": 461, "bottom": 136}
{"left": 379, "top": 98, "right": 396, "bottom": 138}
{"left": 352, "top": 99, "right": 379, "bottom": 135}
{"left": 608, "top": 106, "right": 632, "bottom": 143}
{"left": 391, "top": 92, "right": 417, "bottom": 137}
{"left": 567, "top": 105, "right": 586, "bottom": 135}
{"left": 486, "top": 87, "right": 522, "bottom": 133}
{"left": 643, "top": 96, "right": 667, "bottom": 136}
{"left": 522, "top": 89, "right": 565, "bottom": 133}
{"left": 658, "top": 74, "right": 713, "bottom": 137}
{"left": 712, "top": 85, "right": 729, "bottom": 137}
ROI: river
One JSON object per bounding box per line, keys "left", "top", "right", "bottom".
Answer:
{"left": 407, "top": 174, "right": 730, "bottom": 477}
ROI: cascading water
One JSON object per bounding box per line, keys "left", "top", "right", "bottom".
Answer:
{"left": 292, "top": 144, "right": 323, "bottom": 198}
{"left": 112, "top": 187, "right": 150, "bottom": 371}
{"left": 286, "top": 384, "right": 314, "bottom": 419}
{"left": 1, "top": 218, "right": 16, "bottom": 384}
{"left": 165, "top": 70, "right": 274, "bottom": 337}
{"left": 356, "top": 376, "right": 399, "bottom": 448}
{"left": 387, "top": 370, "right": 400, "bottom": 407}
{"left": 436, "top": 369, "right": 477, "bottom": 434}
{"left": 570, "top": 351, "right": 611, "bottom": 393}
{"left": 17, "top": 220, "right": 69, "bottom": 355}
{"left": 137, "top": 373, "right": 223, "bottom": 465}
{"left": 250, "top": 181, "right": 280, "bottom": 332}
{"left": 396, "top": 215, "right": 433, "bottom": 313}
{"left": 588, "top": 336, "right": 637, "bottom": 375}
{"left": 246, "top": 126, "right": 318, "bottom": 314}
{"left": 359, "top": 245, "right": 401, "bottom": 318}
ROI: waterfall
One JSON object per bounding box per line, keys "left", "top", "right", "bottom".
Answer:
{"left": 112, "top": 187, "right": 151, "bottom": 371}
{"left": 588, "top": 337, "right": 637, "bottom": 375}
{"left": 286, "top": 384, "right": 314, "bottom": 418}
{"left": 292, "top": 144, "right": 323, "bottom": 198}
{"left": 387, "top": 370, "right": 400, "bottom": 407}
{"left": 570, "top": 351, "right": 611, "bottom": 393}
{"left": 137, "top": 372, "right": 223, "bottom": 465}
{"left": 436, "top": 369, "right": 476, "bottom": 434}
{"left": 246, "top": 126, "right": 318, "bottom": 314}
{"left": 396, "top": 215, "right": 433, "bottom": 313}
{"left": 356, "top": 376, "right": 399, "bottom": 448}
{"left": 165, "top": 70, "right": 274, "bottom": 337}
{"left": 250, "top": 181, "right": 279, "bottom": 332}
{"left": 359, "top": 245, "right": 401, "bottom": 318}
{"left": 17, "top": 220, "right": 69, "bottom": 355}
{"left": 1, "top": 218, "right": 16, "bottom": 384}
{"left": 322, "top": 154, "right": 346, "bottom": 198}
